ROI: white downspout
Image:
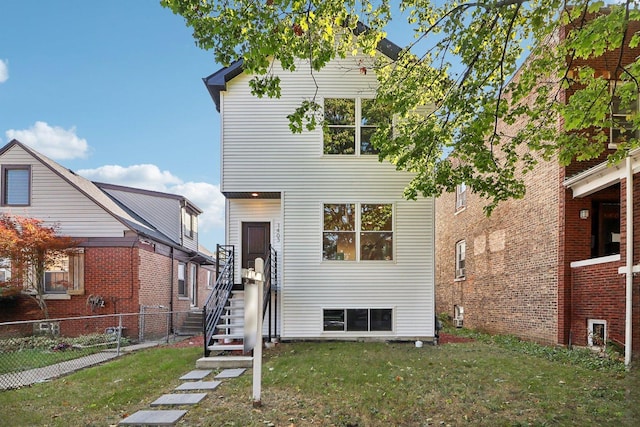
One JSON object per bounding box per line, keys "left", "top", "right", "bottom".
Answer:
{"left": 625, "top": 156, "right": 633, "bottom": 367}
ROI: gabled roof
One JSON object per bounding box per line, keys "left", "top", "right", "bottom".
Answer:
{"left": 203, "top": 22, "right": 403, "bottom": 111}
{"left": 0, "top": 140, "right": 212, "bottom": 261}
{"left": 95, "top": 182, "right": 202, "bottom": 245}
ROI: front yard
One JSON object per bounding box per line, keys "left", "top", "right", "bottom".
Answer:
{"left": 0, "top": 332, "right": 637, "bottom": 426}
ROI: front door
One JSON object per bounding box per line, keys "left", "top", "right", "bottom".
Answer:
{"left": 242, "top": 222, "right": 271, "bottom": 270}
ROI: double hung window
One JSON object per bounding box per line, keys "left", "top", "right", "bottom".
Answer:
{"left": 455, "top": 183, "right": 467, "bottom": 211}
{"left": 455, "top": 240, "right": 466, "bottom": 279}
{"left": 609, "top": 82, "right": 639, "bottom": 147}
{"left": 43, "top": 249, "right": 84, "bottom": 295}
{"left": 178, "top": 262, "right": 186, "bottom": 296}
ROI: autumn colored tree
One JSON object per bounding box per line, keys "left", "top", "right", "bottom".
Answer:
{"left": 0, "top": 214, "right": 78, "bottom": 318}
{"left": 162, "top": 0, "right": 640, "bottom": 213}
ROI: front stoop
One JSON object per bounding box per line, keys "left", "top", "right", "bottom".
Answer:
{"left": 196, "top": 355, "right": 253, "bottom": 369}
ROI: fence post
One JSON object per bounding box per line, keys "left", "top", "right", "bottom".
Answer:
{"left": 165, "top": 307, "right": 171, "bottom": 343}
{"left": 116, "top": 314, "right": 123, "bottom": 356}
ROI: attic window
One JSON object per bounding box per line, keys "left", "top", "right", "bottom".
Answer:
{"left": 184, "top": 210, "right": 197, "bottom": 239}
{"left": 2, "top": 165, "right": 31, "bottom": 206}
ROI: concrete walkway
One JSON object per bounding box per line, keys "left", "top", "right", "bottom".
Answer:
{"left": 0, "top": 341, "right": 159, "bottom": 390}
{"left": 118, "top": 367, "right": 246, "bottom": 426}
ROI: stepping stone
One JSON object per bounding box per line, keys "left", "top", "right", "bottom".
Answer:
{"left": 175, "top": 380, "right": 221, "bottom": 391}
{"left": 151, "top": 393, "right": 207, "bottom": 406}
{"left": 119, "top": 409, "right": 187, "bottom": 425}
{"left": 215, "top": 368, "right": 246, "bottom": 379}
{"left": 180, "top": 369, "right": 212, "bottom": 380}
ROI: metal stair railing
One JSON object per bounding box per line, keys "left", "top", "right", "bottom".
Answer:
{"left": 203, "top": 244, "right": 234, "bottom": 357}
{"left": 262, "top": 245, "right": 278, "bottom": 342}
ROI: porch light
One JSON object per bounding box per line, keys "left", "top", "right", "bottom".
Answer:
{"left": 579, "top": 209, "right": 589, "bottom": 219}
{"left": 251, "top": 193, "right": 259, "bottom": 197}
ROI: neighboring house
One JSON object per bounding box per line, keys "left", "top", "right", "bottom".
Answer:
{"left": 0, "top": 139, "right": 215, "bottom": 336}
{"left": 202, "top": 32, "right": 435, "bottom": 342}
{"left": 435, "top": 15, "right": 640, "bottom": 359}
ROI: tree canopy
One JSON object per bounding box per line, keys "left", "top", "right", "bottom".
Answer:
{"left": 0, "top": 215, "right": 78, "bottom": 317}
{"left": 162, "top": 0, "right": 640, "bottom": 212}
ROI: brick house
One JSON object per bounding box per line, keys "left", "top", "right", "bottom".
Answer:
{"left": 435, "top": 14, "right": 640, "bottom": 362}
{"left": 0, "top": 139, "right": 215, "bottom": 337}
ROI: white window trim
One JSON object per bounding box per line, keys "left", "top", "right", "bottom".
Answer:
{"left": 323, "top": 97, "right": 380, "bottom": 156}
{"left": 177, "top": 262, "right": 187, "bottom": 296}
{"left": 455, "top": 183, "right": 467, "bottom": 211}
{"left": 587, "top": 319, "right": 607, "bottom": 348}
{"left": 455, "top": 240, "right": 466, "bottom": 279}
{"left": 321, "top": 202, "right": 395, "bottom": 262}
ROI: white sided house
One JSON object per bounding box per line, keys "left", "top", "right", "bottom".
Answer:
{"left": 202, "top": 34, "right": 435, "bottom": 347}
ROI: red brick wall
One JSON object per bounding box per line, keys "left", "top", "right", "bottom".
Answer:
{"left": 570, "top": 262, "right": 625, "bottom": 347}
{"left": 138, "top": 246, "right": 172, "bottom": 308}
{"left": 435, "top": 148, "right": 561, "bottom": 344}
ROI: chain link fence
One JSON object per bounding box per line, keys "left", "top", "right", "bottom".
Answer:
{"left": 0, "top": 309, "right": 199, "bottom": 390}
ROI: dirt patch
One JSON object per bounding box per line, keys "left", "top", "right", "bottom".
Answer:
{"left": 438, "top": 333, "right": 474, "bottom": 344}
{"left": 166, "top": 335, "right": 204, "bottom": 348}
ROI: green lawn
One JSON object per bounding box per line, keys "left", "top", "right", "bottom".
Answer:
{"left": 0, "top": 333, "right": 128, "bottom": 374}
{"left": 0, "top": 336, "right": 637, "bottom": 426}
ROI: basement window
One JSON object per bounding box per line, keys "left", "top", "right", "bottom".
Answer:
{"left": 587, "top": 319, "right": 607, "bottom": 349}
{"left": 323, "top": 308, "right": 392, "bottom": 332}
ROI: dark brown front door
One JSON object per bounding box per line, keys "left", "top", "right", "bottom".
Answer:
{"left": 242, "top": 222, "right": 270, "bottom": 270}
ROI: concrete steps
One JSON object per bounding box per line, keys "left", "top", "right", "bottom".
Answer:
{"left": 177, "top": 310, "right": 203, "bottom": 336}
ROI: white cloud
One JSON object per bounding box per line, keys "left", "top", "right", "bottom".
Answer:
{"left": 77, "top": 164, "right": 182, "bottom": 191}
{"left": 0, "top": 59, "right": 7, "bottom": 83}
{"left": 168, "top": 181, "right": 226, "bottom": 232}
{"left": 77, "top": 165, "right": 225, "bottom": 247}
{"left": 5, "top": 121, "right": 89, "bottom": 160}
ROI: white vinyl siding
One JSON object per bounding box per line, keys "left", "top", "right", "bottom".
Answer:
{"left": 280, "top": 192, "right": 434, "bottom": 339}
{"left": 0, "top": 145, "right": 129, "bottom": 237}
{"left": 221, "top": 54, "right": 435, "bottom": 340}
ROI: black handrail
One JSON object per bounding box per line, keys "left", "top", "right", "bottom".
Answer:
{"left": 202, "top": 245, "right": 234, "bottom": 357}
{"left": 262, "top": 245, "right": 278, "bottom": 342}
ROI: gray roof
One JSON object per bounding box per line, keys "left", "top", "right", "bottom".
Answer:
{"left": 203, "top": 22, "right": 403, "bottom": 111}
{"left": 1, "top": 140, "right": 213, "bottom": 261}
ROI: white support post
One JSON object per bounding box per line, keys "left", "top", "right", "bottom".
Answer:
{"left": 252, "top": 258, "right": 264, "bottom": 406}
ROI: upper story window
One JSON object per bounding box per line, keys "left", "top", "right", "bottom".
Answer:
{"left": 2, "top": 165, "right": 31, "bottom": 206}
{"left": 183, "top": 210, "right": 197, "bottom": 239}
{"left": 43, "top": 249, "right": 84, "bottom": 295}
{"left": 455, "top": 183, "right": 467, "bottom": 211}
{"left": 322, "top": 203, "right": 393, "bottom": 261}
{"left": 323, "top": 98, "right": 389, "bottom": 155}
{"left": 609, "top": 82, "right": 639, "bottom": 148}
{"left": 455, "top": 240, "right": 466, "bottom": 279}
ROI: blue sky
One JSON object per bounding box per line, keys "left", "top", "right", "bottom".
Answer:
{"left": 0, "top": 1, "right": 225, "bottom": 249}
{"left": 0, "top": 1, "right": 420, "bottom": 251}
